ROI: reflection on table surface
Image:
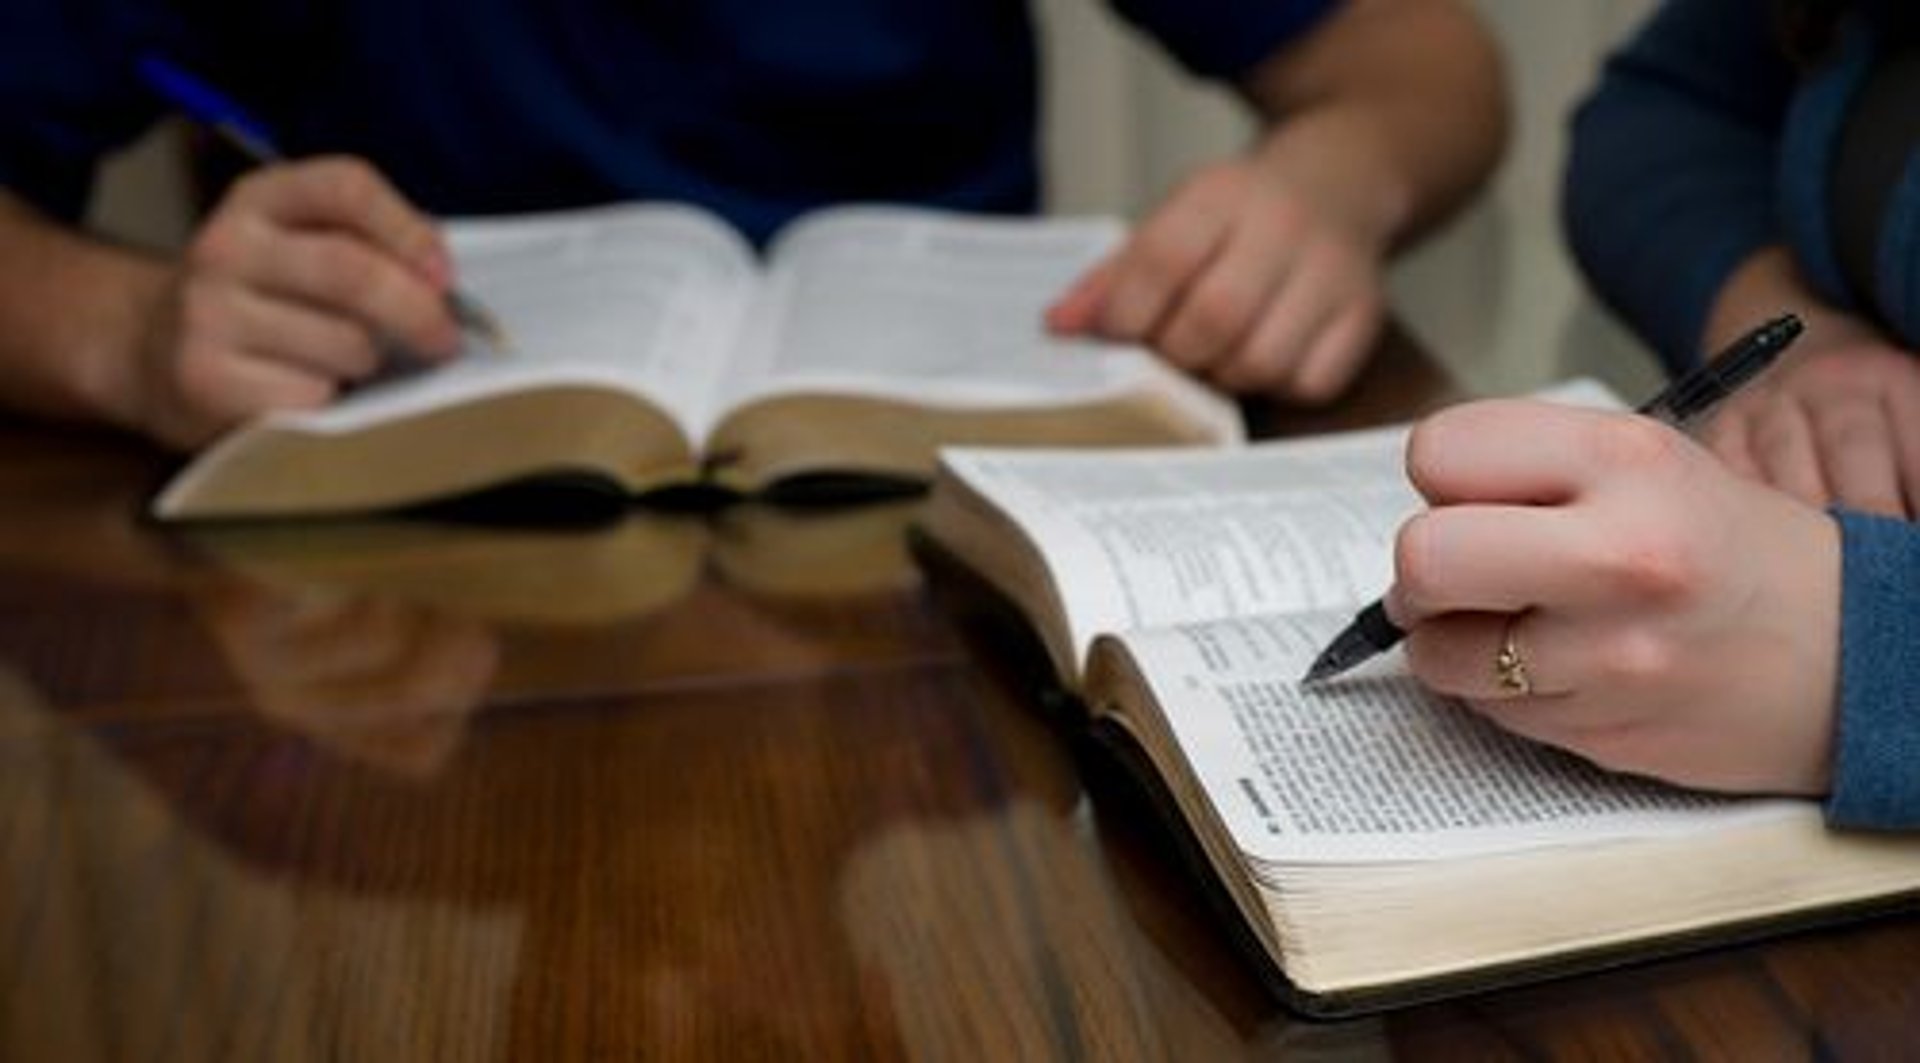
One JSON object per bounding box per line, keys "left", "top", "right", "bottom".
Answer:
{"left": 3, "top": 332, "right": 1917, "bottom": 1060}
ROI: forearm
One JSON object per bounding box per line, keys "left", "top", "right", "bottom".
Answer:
{"left": 0, "top": 193, "right": 170, "bottom": 433}
{"left": 1237, "top": 0, "right": 1507, "bottom": 252}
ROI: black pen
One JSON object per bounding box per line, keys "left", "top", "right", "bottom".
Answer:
{"left": 1299, "top": 312, "right": 1805, "bottom": 686}
{"left": 136, "top": 55, "right": 513, "bottom": 352}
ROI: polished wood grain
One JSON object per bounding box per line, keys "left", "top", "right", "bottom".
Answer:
{"left": 4, "top": 331, "right": 1917, "bottom": 1061}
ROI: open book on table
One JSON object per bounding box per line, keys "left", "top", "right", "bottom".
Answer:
{"left": 917, "top": 379, "right": 1920, "bottom": 1015}
{"left": 153, "top": 204, "right": 1242, "bottom": 521}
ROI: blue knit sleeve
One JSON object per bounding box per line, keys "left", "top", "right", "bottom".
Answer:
{"left": 1825, "top": 509, "right": 1920, "bottom": 830}
{"left": 1561, "top": 0, "right": 1798, "bottom": 373}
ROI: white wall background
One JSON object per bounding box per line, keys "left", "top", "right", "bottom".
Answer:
{"left": 93, "top": 1, "right": 1662, "bottom": 397}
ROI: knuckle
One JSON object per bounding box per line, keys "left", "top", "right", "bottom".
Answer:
{"left": 1823, "top": 406, "right": 1883, "bottom": 452}
{"left": 225, "top": 169, "right": 274, "bottom": 206}
{"left": 311, "top": 155, "right": 383, "bottom": 215}
{"left": 1602, "top": 534, "right": 1698, "bottom": 603}
{"left": 1586, "top": 415, "right": 1682, "bottom": 473}
{"left": 1182, "top": 283, "right": 1252, "bottom": 347}
{"left": 1132, "top": 237, "right": 1197, "bottom": 292}
{"left": 308, "top": 239, "right": 369, "bottom": 300}
{"left": 1400, "top": 632, "right": 1453, "bottom": 692}
{"left": 1288, "top": 360, "right": 1353, "bottom": 406}
{"left": 170, "top": 341, "right": 235, "bottom": 411}
{"left": 1215, "top": 354, "right": 1286, "bottom": 394}
{"left": 1403, "top": 414, "right": 1460, "bottom": 496}
{"left": 1816, "top": 352, "right": 1892, "bottom": 389}
{"left": 175, "top": 280, "right": 230, "bottom": 339}
{"left": 1391, "top": 514, "right": 1443, "bottom": 615}
{"left": 185, "top": 221, "right": 247, "bottom": 275}
{"left": 1594, "top": 627, "right": 1677, "bottom": 687}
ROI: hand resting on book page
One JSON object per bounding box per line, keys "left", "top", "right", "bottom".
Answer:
{"left": 129, "top": 157, "right": 462, "bottom": 448}
{"left": 1046, "top": 154, "right": 1384, "bottom": 406}
{"left": 1045, "top": 0, "right": 1504, "bottom": 405}
{"left": 1383, "top": 399, "right": 1841, "bottom": 797}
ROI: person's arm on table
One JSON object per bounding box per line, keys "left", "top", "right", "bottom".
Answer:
{"left": 1384, "top": 398, "right": 1920, "bottom": 828}
{"left": 1565, "top": 0, "right": 1920, "bottom": 517}
{"left": 0, "top": 158, "right": 461, "bottom": 450}
{"left": 1048, "top": 0, "right": 1506, "bottom": 402}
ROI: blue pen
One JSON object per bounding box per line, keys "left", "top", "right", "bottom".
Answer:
{"left": 136, "top": 54, "right": 513, "bottom": 352}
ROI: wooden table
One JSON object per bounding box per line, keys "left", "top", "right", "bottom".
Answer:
{"left": 3, "top": 335, "right": 1917, "bottom": 1060}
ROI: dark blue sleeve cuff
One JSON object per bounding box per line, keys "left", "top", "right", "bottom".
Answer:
{"left": 1107, "top": 0, "right": 1339, "bottom": 81}
{"left": 1824, "top": 509, "right": 1920, "bottom": 830}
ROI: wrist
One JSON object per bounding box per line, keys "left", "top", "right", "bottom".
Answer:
{"left": 1248, "top": 108, "right": 1410, "bottom": 256}
{"left": 78, "top": 261, "right": 177, "bottom": 438}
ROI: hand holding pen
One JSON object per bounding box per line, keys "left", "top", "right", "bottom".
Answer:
{"left": 1303, "top": 312, "right": 1804, "bottom": 684}
{"left": 124, "top": 57, "right": 509, "bottom": 447}
{"left": 1296, "top": 312, "right": 1844, "bottom": 797}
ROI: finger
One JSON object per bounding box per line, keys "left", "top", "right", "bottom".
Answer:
{"left": 172, "top": 340, "right": 339, "bottom": 427}
{"left": 1277, "top": 297, "right": 1380, "bottom": 404}
{"left": 1700, "top": 407, "right": 1763, "bottom": 481}
{"left": 1403, "top": 400, "right": 1666, "bottom": 506}
{"left": 244, "top": 226, "right": 460, "bottom": 357}
{"left": 1402, "top": 610, "right": 1576, "bottom": 700}
{"left": 1151, "top": 223, "right": 1291, "bottom": 374}
{"left": 1210, "top": 250, "right": 1329, "bottom": 393}
{"left": 221, "top": 288, "right": 384, "bottom": 380}
{"left": 1388, "top": 504, "right": 1620, "bottom": 624}
{"left": 1045, "top": 256, "right": 1116, "bottom": 335}
{"left": 1808, "top": 396, "right": 1904, "bottom": 517}
{"left": 1464, "top": 689, "right": 1628, "bottom": 759}
{"left": 1093, "top": 204, "right": 1232, "bottom": 341}
{"left": 1880, "top": 378, "right": 1920, "bottom": 517}
{"left": 1748, "top": 399, "right": 1830, "bottom": 507}
{"left": 231, "top": 156, "right": 449, "bottom": 281}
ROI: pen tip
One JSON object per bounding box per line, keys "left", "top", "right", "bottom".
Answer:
{"left": 1298, "top": 657, "right": 1337, "bottom": 686}
{"left": 483, "top": 322, "right": 517, "bottom": 355}
{"left": 453, "top": 297, "right": 515, "bottom": 354}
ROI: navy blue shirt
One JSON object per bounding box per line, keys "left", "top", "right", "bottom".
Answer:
{"left": 1562, "top": 0, "right": 1796, "bottom": 371}
{"left": 1563, "top": 0, "right": 1920, "bottom": 369}
{"left": 0, "top": 0, "right": 1335, "bottom": 245}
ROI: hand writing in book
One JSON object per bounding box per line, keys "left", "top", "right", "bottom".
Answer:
{"left": 131, "top": 156, "right": 461, "bottom": 447}
{"left": 1044, "top": 154, "right": 1385, "bottom": 404}
{"left": 1383, "top": 399, "right": 1840, "bottom": 795}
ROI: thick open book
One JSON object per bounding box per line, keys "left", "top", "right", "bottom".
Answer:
{"left": 919, "top": 381, "right": 1920, "bottom": 1014}
{"left": 153, "top": 204, "right": 1242, "bottom": 520}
